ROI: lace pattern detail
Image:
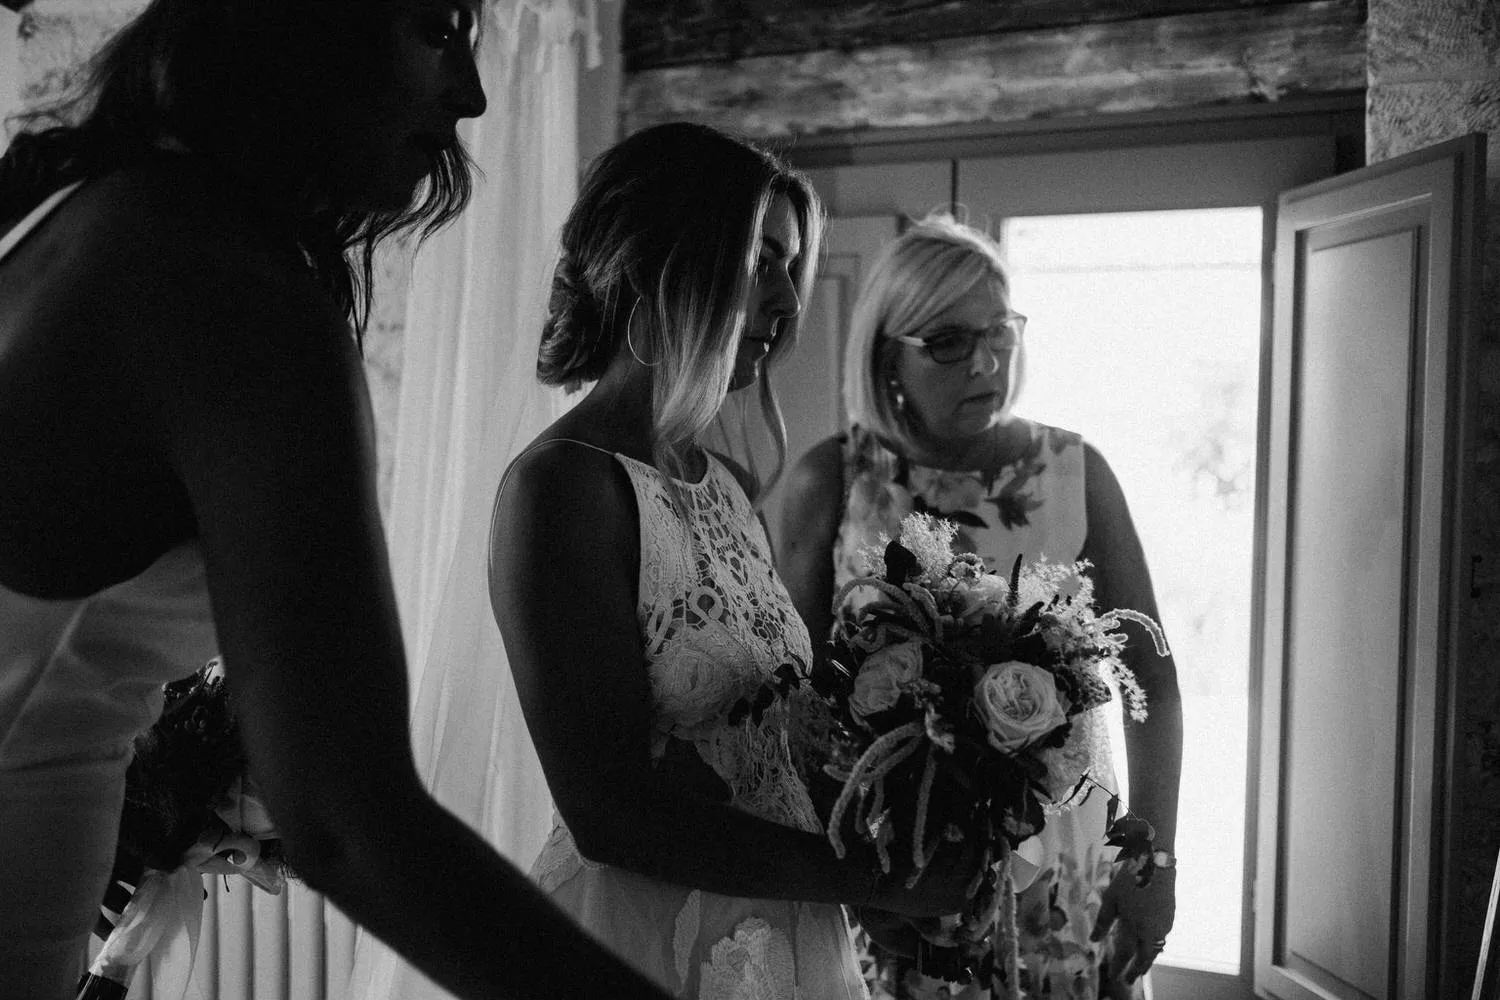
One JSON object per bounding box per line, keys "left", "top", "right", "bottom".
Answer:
{"left": 530, "top": 818, "right": 603, "bottom": 894}
{"left": 675, "top": 890, "right": 704, "bottom": 987}
{"left": 622, "top": 454, "right": 820, "bottom": 834}
{"left": 1038, "top": 703, "right": 1115, "bottom": 811}
{"left": 699, "top": 917, "right": 797, "bottom": 1000}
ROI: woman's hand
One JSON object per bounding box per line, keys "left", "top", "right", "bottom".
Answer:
{"left": 866, "top": 832, "right": 988, "bottom": 919}
{"left": 656, "top": 737, "right": 731, "bottom": 803}
{"left": 1093, "top": 864, "right": 1176, "bottom": 985}
{"left": 852, "top": 906, "right": 922, "bottom": 958}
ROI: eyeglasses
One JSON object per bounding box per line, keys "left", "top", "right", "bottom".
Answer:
{"left": 893, "top": 314, "right": 1028, "bottom": 365}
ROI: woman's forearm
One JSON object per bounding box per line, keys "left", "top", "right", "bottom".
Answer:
{"left": 293, "top": 787, "right": 668, "bottom": 1000}
{"left": 564, "top": 781, "right": 876, "bottom": 906}
{"left": 1120, "top": 665, "right": 1182, "bottom": 850}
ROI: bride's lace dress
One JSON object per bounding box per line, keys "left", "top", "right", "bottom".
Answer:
{"left": 529, "top": 450, "right": 868, "bottom": 1000}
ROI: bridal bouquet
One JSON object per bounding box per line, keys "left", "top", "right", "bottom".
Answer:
{"left": 79, "top": 659, "right": 291, "bottom": 1000}
{"left": 811, "top": 513, "right": 1166, "bottom": 998}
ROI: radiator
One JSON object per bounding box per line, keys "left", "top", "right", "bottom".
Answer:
{"left": 122, "top": 880, "right": 356, "bottom": 1000}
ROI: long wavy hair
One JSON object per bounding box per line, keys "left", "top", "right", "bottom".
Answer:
{"left": 0, "top": 0, "right": 475, "bottom": 342}
{"left": 537, "top": 122, "right": 824, "bottom": 501}
{"left": 843, "top": 213, "right": 1023, "bottom": 455}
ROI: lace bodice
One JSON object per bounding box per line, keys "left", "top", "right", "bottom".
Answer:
{"left": 526, "top": 448, "right": 867, "bottom": 1000}
{"left": 623, "top": 453, "right": 821, "bottom": 834}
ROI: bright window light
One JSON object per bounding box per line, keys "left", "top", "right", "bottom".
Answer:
{"left": 1001, "top": 207, "right": 1263, "bottom": 973}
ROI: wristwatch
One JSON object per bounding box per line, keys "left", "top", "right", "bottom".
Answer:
{"left": 1151, "top": 849, "right": 1177, "bottom": 869}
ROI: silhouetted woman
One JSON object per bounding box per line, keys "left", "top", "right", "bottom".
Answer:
{"left": 0, "top": 3, "right": 666, "bottom": 997}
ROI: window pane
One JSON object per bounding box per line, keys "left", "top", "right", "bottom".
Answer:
{"left": 1001, "top": 208, "right": 1262, "bottom": 972}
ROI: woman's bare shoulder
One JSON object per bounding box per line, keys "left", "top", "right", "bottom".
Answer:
{"left": 45, "top": 159, "right": 319, "bottom": 315}
{"left": 497, "top": 432, "right": 636, "bottom": 530}
{"left": 784, "top": 433, "right": 845, "bottom": 503}
{"left": 29, "top": 160, "right": 347, "bottom": 361}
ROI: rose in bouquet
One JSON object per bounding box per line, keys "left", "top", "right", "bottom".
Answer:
{"left": 79, "top": 659, "right": 291, "bottom": 1000}
{"left": 809, "top": 513, "right": 1167, "bottom": 998}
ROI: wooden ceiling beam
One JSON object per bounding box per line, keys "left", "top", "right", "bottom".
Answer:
{"left": 623, "top": 0, "right": 1366, "bottom": 138}
{"left": 623, "top": 0, "right": 1330, "bottom": 71}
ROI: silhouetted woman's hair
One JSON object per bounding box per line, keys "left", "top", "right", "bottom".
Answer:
{"left": 0, "top": 0, "right": 475, "bottom": 340}
{"left": 538, "top": 121, "right": 824, "bottom": 499}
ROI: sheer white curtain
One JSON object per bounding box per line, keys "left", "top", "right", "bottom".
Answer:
{"left": 347, "top": 2, "right": 611, "bottom": 996}
{"left": 0, "top": 8, "right": 20, "bottom": 138}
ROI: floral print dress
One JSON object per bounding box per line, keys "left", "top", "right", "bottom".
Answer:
{"left": 834, "top": 422, "right": 1122, "bottom": 1000}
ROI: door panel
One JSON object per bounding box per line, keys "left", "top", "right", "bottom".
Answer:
{"left": 1283, "top": 218, "right": 1419, "bottom": 1000}
{"left": 1257, "top": 134, "right": 1484, "bottom": 1000}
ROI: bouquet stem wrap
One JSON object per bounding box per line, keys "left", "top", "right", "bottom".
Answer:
{"left": 81, "top": 868, "right": 204, "bottom": 1000}
{"left": 82, "top": 660, "right": 290, "bottom": 1000}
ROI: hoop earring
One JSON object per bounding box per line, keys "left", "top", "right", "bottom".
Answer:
{"left": 626, "top": 299, "right": 659, "bottom": 368}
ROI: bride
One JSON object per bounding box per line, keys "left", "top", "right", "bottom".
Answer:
{"left": 488, "top": 122, "right": 983, "bottom": 998}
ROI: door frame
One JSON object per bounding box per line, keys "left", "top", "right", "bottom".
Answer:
{"left": 782, "top": 94, "right": 1364, "bottom": 174}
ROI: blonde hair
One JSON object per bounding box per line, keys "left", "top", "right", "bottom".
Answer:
{"left": 539, "top": 123, "right": 823, "bottom": 501}
{"left": 842, "top": 214, "right": 1022, "bottom": 453}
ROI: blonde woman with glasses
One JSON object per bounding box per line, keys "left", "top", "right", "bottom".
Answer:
{"left": 779, "top": 214, "right": 1182, "bottom": 1000}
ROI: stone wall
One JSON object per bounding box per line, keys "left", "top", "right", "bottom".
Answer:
{"left": 1366, "top": 0, "right": 1500, "bottom": 987}
{"left": 622, "top": 0, "right": 1366, "bottom": 139}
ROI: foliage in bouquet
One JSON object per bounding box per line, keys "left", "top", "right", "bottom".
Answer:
{"left": 809, "top": 513, "right": 1167, "bottom": 988}
{"left": 115, "top": 658, "right": 289, "bottom": 891}
{"left": 81, "top": 660, "right": 292, "bottom": 1000}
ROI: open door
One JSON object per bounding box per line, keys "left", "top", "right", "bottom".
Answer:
{"left": 1254, "top": 134, "right": 1485, "bottom": 999}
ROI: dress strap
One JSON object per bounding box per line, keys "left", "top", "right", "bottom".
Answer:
{"left": 541, "top": 437, "right": 618, "bottom": 458}
{"left": 0, "top": 181, "right": 85, "bottom": 263}
{"left": 494, "top": 437, "right": 622, "bottom": 506}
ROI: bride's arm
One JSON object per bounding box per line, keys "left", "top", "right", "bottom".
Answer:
{"left": 489, "top": 445, "right": 974, "bottom": 917}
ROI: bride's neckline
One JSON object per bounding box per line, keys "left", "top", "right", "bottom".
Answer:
{"left": 614, "top": 449, "right": 713, "bottom": 488}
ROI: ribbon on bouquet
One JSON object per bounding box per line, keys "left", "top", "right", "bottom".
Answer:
{"left": 79, "top": 824, "right": 284, "bottom": 1000}
{"left": 80, "top": 865, "right": 205, "bottom": 1000}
